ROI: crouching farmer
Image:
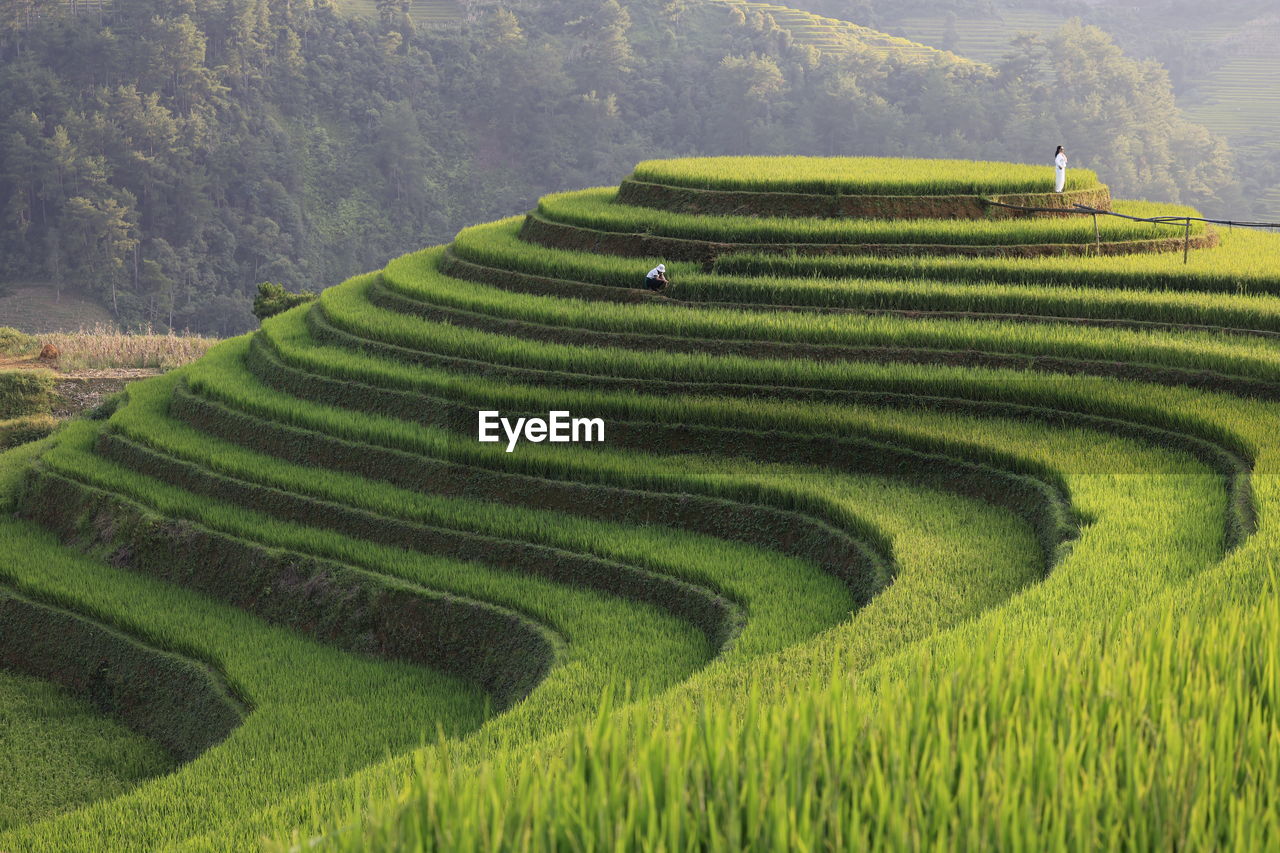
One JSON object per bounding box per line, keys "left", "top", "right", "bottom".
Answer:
{"left": 645, "top": 263, "right": 669, "bottom": 291}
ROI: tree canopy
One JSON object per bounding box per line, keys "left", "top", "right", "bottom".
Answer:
{"left": 0, "top": 0, "right": 1240, "bottom": 334}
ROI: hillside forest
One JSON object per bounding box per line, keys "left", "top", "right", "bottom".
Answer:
{"left": 0, "top": 0, "right": 1242, "bottom": 335}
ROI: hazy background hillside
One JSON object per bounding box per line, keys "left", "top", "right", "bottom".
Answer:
{"left": 0, "top": 0, "right": 1264, "bottom": 335}
{"left": 801, "top": 0, "right": 1278, "bottom": 216}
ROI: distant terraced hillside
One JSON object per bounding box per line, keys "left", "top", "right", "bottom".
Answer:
{"left": 888, "top": 8, "right": 1061, "bottom": 64}
{"left": 337, "top": 0, "right": 463, "bottom": 27}
{"left": 1180, "top": 21, "right": 1280, "bottom": 144}
{"left": 715, "top": 0, "right": 973, "bottom": 63}
{"left": 4, "top": 156, "right": 1280, "bottom": 848}
{"left": 880, "top": 4, "right": 1280, "bottom": 218}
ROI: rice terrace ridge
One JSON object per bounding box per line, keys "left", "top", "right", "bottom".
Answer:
{"left": 2, "top": 153, "right": 1280, "bottom": 850}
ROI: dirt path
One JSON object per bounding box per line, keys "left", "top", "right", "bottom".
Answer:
{"left": 1, "top": 355, "right": 161, "bottom": 419}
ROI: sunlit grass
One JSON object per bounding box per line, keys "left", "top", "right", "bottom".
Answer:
{"left": 537, "top": 188, "right": 1202, "bottom": 246}
{"left": 630, "top": 156, "right": 1099, "bottom": 195}
{"left": 6, "top": 155, "right": 1280, "bottom": 850}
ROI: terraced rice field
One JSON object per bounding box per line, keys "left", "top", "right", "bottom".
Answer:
{"left": 0, "top": 366, "right": 57, "bottom": 451}
{"left": 716, "top": 0, "right": 970, "bottom": 63}
{"left": 0, "top": 668, "right": 172, "bottom": 831}
{"left": 1183, "top": 54, "right": 1280, "bottom": 141}
{"left": 3, "top": 156, "right": 1280, "bottom": 849}
{"left": 890, "top": 10, "right": 1063, "bottom": 64}
{"left": 337, "top": 0, "right": 462, "bottom": 27}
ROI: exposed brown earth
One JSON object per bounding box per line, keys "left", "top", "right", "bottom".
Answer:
{"left": 1, "top": 355, "right": 162, "bottom": 420}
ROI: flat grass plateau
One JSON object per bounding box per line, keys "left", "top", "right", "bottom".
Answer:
{"left": 1, "top": 155, "right": 1278, "bottom": 851}
{"left": 631, "top": 155, "right": 1100, "bottom": 195}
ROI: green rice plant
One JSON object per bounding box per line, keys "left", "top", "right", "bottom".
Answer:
{"left": 449, "top": 219, "right": 1280, "bottom": 330}
{"left": 328, "top": 574, "right": 1280, "bottom": 851}
{"left": 10, "top": 153, "right": 1280, "bottom": 851}
{"left": 535, "top": 188, "right": 1202, "bottom": 247}
{"left": 0, "top": 369, "right": 55, "bottom": 419}
{"left": 4, "top": 422, "right": 711, "bottom": 849}
{"left": 0, "top": 518, "right": 490, "bottom": 850}
{"left": 0, "top": 668, "right": 173, "bottom": 832}
{"left": 373, "top": 251, "right": 1280, "bottom": 387}
{"left": 630, "top": 156, "right": 1100, "bottom": 195}
{"left": 0, "top": 413, "right": 57, "bottom": 449}
{"left": 714, "top": 227, "right": 1280, "bottom": 293}
{"left": 176, "top": 337, "right": 1214, "bottom": 850}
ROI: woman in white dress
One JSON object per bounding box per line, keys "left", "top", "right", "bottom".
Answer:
{"left": 1054, "top": 145, "right": 1068, "bottom": 193}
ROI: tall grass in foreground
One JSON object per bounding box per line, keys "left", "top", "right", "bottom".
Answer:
{"left": 40, "top": 324, "right": 218, "bottom": 370}
{"left": 333, "top": 577, "right": 1280, "bottom": 850}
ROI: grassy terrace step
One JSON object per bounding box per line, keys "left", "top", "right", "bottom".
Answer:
{"left": 22, "top": 464, "right": 559, "bottom": 711}
{"left": 0, "top": 586, "right": 244, "bottom": 765}
{"left": 452, "top": 217, "right": 1280, "bottom": 299}
{"left": 440, "top": 245, "right": 1280, "bottom": 341}
{"left": 0, "top": 413, "right": 58, "bottom": 450}
{"left": 520, "top": 220, "right": 1217, "bottom": 263}
{"left": 156, "top": 382, "right": 890, "bottom": 606}
{"left": 291, "top": 299, "right": 1254, "bottom": 554}
{"left": 526, "top": 190, "right": 1213, "bottom": 261}
{"left": 0, "top": 519, "right": 489, "bottom": 850}
{"left": 0, "top": 369, "right": 55, "bottom": 419}
{"left": 712, "top": 228, "right": 1280, "bottom": 293}
{"left": 616, "top": 179, "right": 1112, "bottom": 219}
{"left": 108, "top": 375, "right": 870, "bottom": 663}
{"left": 250, "top": 315, "right": 1084, "bottom": 568}
{"left": 364, "top": 255, "right": 1280, "bottom": 398}
{"left": 0, "top": 667, "right": 171, "bottom": 832}
{"left": 628, "top": 157, "right": 1100, "bottom": 195}
{"left": 447, "top": 221, "right": 1280, "bottom": 332}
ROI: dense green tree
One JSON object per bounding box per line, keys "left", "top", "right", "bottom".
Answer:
{"left": 0, "top": 0, "right": 1245, "bottom": 335}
